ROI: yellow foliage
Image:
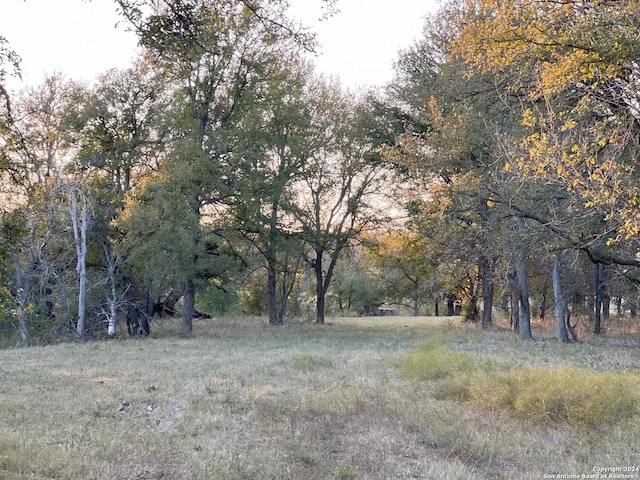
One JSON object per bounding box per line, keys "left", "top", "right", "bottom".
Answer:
{"left": 521, "top": 109, "right": 536, "bottom": 128}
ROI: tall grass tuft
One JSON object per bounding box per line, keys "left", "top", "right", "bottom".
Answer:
{"left": 475, "top": 367, "right": 640, "bottom": 427}
{"left": 399, "top": 340, "right": 477, "bottom": 381}
{"left": 402, "top": 340, "right": 640, "bottom": 427}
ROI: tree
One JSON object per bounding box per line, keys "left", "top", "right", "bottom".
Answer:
{"left": 114, "top": 0, "right": 338, "bottom": 52}
{"left": 68, "top": 65, "right": 167, "bottom": 336}
{"left": 0, "top": 75, "right": 71, "bottom": 344}
{"left": 66, "top": 185, "right": 90, "bottom": 338}
{"left": 388, "top": 15, "right": 515, "bottom": 328}
{"left": 449, "top": 0, "right": 640, "bottom": 334}
{"left": 112, "top": 1, "right": 307, "bottom": 330}
{"left": 366, "top": 231, "right": 439, "bottom": 316}
{"left": 223, "top": 59, "right": 325, "bottom": 325}
{"left": 295, "top": 88, "right": 397, "bottom": 324}
{"left": 0, "top": 35, "right": 20, "bottom": 118}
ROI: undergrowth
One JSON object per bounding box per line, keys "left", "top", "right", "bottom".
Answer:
{"left": 401, "top": 340, "right": 640, "bottom": 427}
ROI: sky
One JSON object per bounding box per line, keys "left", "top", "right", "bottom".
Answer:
{"left": 1, "top": 0, "right": 439, "bottom": 92}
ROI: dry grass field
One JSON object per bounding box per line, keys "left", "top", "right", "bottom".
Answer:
{"left": 1, "top": 315, "right": 639, "bottom": 479}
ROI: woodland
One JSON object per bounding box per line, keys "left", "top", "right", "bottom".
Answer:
{"left": 1, "top": 0, "right": 640, "bottom": 346}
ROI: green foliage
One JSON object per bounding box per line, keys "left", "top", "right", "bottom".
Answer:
{"left": 196, "top": 284, "right": 240, "bottom": 316}
{"left": 402, "top": 341, "right": 640, "bottom": 427}
{"left": 238, "top": 275, "right": 268, "bottom": 316}
{"left": 332, "top": 269, "right": 384, "bottom": 316}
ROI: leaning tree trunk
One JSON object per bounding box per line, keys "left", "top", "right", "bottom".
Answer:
{"left": 552, "top": 251, "right": 570, "bottom": 343}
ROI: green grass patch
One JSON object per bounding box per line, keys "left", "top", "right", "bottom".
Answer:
{"left": 291, "top": 353, "right": 334, "bottom": 371}
{"left": 399, "top": 339, "right": 477, "bottom": 381}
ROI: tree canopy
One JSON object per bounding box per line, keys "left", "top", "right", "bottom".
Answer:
{"left": 2, "top": 0, "right": 640, "bottom": 345}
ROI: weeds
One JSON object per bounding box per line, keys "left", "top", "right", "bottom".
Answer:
{"left": 402, "top": 338, "right": 640, "bottom": 427}
{"left": 1, "top": 315, "right": 639, "bottom": 479}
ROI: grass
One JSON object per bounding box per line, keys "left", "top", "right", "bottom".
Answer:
{"left": 0, "top": 315, "right": 639, "bottom": 479}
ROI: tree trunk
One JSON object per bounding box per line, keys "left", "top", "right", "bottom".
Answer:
{"left": 509, "top": 267, "right": 520, "bottom": 332}
{"left": 515, "top": 260, "right": 533, "bottom": 340}
{"left": 540, "top": 281, "right": 548, "bottom": 320}
{"left": 603, "top": 293, "right": 611, "bottom": 321}
{"left": 182, "top": 279, "right": 195, "bottom": 333}
{"left": 278, "top": 264, "right": 297, "bottom": 323}
{"left": 594, "top": 263, "right": 605, "bottom": 334}
{"left": 465, "top": 275, "right": 479, "bottom": 321}
{"left": 514, "top": 218, "right": 533, "bottom": 339}
{"left": 12, "top": 253, "right": 31, "bottom": 347}
{"left": 124, "top": 276, "right": 139, "bottom": 336}
{"left": 552, "top": 251, "right": 569, "bottom": 343}
{"left": 313, "top": 250, "right": 325, "bottom": 324}
{"left": 267, "top": 256, "right": 280, "bottom": 325}
{"left": 434, "top": 299, "right": 439, "bottom": 317}
{"left": 314, "top": 245, "right": 343, "bottom": 325}
{"left": 69, "top": 189, "right": 88, "bottom": 339}
{"left": 479, "top": 256, "right": 494, "bottom": 328}
{"left": 447, "top": 294, "right": 456, "bottom": 316}
{"left": 104, "top": 247, "right": 118, "bottom": 336}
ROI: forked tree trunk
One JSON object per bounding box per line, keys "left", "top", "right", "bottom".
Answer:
{"left": 514, "top": 255, "right": 533, "bottom": 340}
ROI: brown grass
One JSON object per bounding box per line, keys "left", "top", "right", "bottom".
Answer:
{"left": 0, "top": 314, "right": 639, "bottom": 479}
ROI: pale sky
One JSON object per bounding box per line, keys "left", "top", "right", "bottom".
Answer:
{"left": 1, "top": 0, "right": 439, "bottom": 92}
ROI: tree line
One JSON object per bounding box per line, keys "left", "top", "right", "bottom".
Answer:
{"left": 1, "top": 0, "right": 639, "bottom": 346}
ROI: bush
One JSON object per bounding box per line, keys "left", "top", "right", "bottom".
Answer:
{"left": 197, "top": 284, "right": 241, "bottom": 315}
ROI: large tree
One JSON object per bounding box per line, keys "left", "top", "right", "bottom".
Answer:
{"left": 113, "top": 0, "right": 317, "bottom": 330}
{"left": 295, "top": 89, "right": 397, "bottom": 324}
{"left": 388, "top": 10, "right": 525, "bottom": 332}
{"left": 68, "top": 65, "right": 168, "bottom": 336}
{"left": 449, "top": 0, "right": 640, "bottom": 333}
